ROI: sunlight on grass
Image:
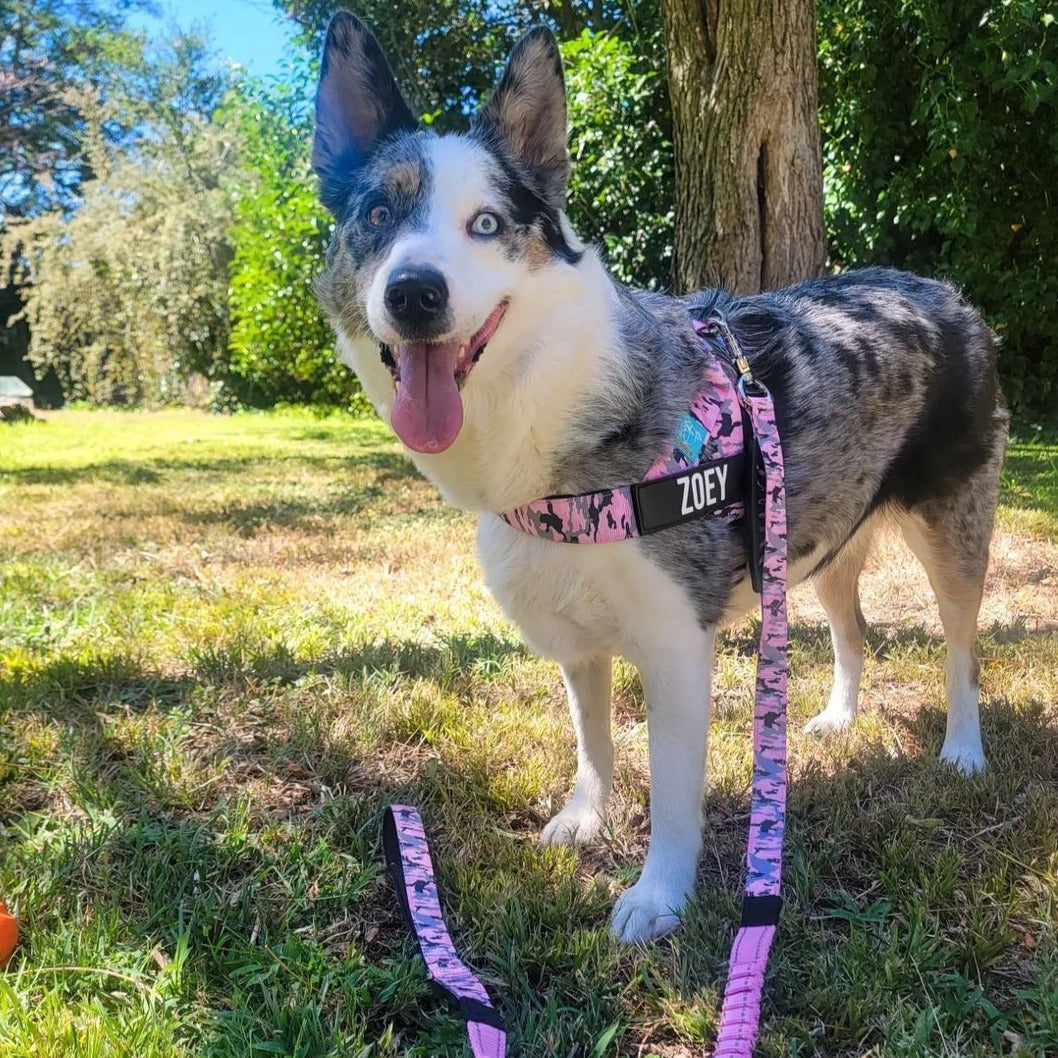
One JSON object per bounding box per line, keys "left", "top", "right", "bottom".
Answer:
{"left": 1, "top": 410, "right": 1056, "bottom": 1057}
{"left": 1000, "top": 434, "right": 1058, "bottom": 541}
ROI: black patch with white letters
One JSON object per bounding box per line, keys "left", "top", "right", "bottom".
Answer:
{"left": 632, "top": 454, "right": 745, "bottom": 535}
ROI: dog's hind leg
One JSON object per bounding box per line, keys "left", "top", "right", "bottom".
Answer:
{"left": 897, "top": 443, "right": 1003, "bottom": 772}
{"left": 805, "top": 522, "right": 874, "bottom": 734}
{"left": 611, "top": 626, "right": 715, "bottom": 944}
{"left": 541, "top": 654, "right": 614, "bottom": 847}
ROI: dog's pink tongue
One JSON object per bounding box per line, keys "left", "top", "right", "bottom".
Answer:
{"left": 390, "top": 340, "right": 464, "bottom": 454}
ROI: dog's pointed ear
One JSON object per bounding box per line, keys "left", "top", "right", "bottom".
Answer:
{"left": 312, "top": 11, "right": 417, "bottom": 216}
{"left": 474, "top": 28, "right": 570, "bottom": 206}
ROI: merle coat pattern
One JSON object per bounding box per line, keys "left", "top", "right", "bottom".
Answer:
{"left": 311, "top": 10, "right": 1009, "bottom": 944}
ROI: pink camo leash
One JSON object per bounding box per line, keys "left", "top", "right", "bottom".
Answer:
{"left": 707, "top": 320, "right": 788, "bottom": 1057}
{"left": 383, "top": 805, "right": 507, "bottom": 1057}
{"left": 383, "top": 315, "right": 788, "bottom": 1056}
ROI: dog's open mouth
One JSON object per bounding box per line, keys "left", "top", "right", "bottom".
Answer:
{"left": 385, "top": 301, "right": 508, "bottom": 454}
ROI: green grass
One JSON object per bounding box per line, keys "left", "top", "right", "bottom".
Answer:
{"left": 1000, "top": 432, "right": 1058, "bottom": 540}
{"left": 1, "top": 408, "right": 1056, "bottom": 1057}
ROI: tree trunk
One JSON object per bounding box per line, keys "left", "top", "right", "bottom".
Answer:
{"left": 660, "top": 0, "right": 826, "bottom": 295}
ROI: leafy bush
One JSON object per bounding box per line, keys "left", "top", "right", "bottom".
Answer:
{"left": 818, "top": 0, "right": 1057, "bottom": 416}
{"left": 224, "top": 62, "right": 358, "bottom": 409}
{"left": 563, "top": 28, "right": 674, "bottom": 289}
{"left": 11, "top": 39, "right": 235, "bottom": 406}
{"left": 19, "top": 143, "right": 233, "bottom": 405}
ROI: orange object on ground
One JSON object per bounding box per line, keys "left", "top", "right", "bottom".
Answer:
{"left": 0, "top": 902, "right": 17, "bottom": 967}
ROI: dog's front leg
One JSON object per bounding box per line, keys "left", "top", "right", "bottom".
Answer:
{"left": 611, "top": 627, "right": 715, "bottom": 944}
{"left": 541, "top": 654, "right": 613, "bottom": 847}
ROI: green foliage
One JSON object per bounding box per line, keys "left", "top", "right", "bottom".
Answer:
{"left": 11, "top": 35, "right": 236, "bottom": 405}
{"left": 224, "top": 62, "right": 357, "bottom": 409}
{"left": 563, "top": 27, "right": 673, "bottom": 289}
{"left": 818, "top": 0, "right": 1058, "bottom": 416}
{"left": 273, "top": 1, "right": 628, "bottom": 127}
{"left": 278, "top": 0, "right": 515, "bottom": 130}
{"left": 11, "top": 1, "right": 1056, "bottom": 415}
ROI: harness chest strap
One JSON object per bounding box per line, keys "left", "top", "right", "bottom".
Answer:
{"left": 499, "top": 327, "right": 748, "bottom": 544}
{"left": 501, "top": 452, "right": 746, "bottom": 541}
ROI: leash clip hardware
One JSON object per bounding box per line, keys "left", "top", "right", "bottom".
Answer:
{"left": 711, "top": 316, "right": 766, "bottom": 398}
{"left": 738, "top": 372, "right": 771, "bottom": 402}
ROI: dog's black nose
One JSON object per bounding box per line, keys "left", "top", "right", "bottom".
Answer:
{"left": 384, "top": 266, "right": 449, "bottom": 329}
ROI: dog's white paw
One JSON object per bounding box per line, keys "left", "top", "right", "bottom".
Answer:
{"left": 940, "top": 738, "right": 986, "bottom": 774}
{"left": 803, "top": 706, "right": 854, "bottom": 734}
{"left": 609, "top": 879, "right": 686, "bottom": 945}
{"left": 540, "top": 802, "right": 604, "bottom": 847}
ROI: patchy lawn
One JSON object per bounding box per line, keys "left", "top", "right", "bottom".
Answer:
{"left": 1, "top": 408, "right": 1056, "bottom": 1058}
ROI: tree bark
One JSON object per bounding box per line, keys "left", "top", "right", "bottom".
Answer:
{"left": 660, "top": 0, "right": 826, "bottom": 295}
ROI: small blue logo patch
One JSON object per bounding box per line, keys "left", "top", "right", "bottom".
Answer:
{"left": 673, "top": 414, "right": 707, "bottom": 461}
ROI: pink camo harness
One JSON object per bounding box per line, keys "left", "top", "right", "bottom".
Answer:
{"left": 384, "top": 315, "right": 788, "bottom": 1057}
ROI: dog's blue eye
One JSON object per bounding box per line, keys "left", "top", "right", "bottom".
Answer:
{"left": 366, "top": 202, "right": 391, "bottom": 228}
{"left": 470, "top": 211, "right": 501, "bottom": 237}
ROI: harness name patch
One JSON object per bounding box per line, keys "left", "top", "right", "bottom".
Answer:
{"left": 678, "top": 464, "right": 728, "bottom": 515}
{"left": 632, "top": 453, "right": 745, "bottom": 534}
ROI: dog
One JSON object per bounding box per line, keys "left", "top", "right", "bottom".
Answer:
{"left": 311, "top": 11, "right": 1009, "bottom": 944}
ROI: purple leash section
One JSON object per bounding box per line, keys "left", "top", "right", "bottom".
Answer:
{"left": 383, "top": 313, "right": 788, "bottom": 1057}
{"left": 709, "top": 323, "right": 788, "bottom": 1058}
{"left": 383, "top": 805, "right": 507, "bottom": 1057}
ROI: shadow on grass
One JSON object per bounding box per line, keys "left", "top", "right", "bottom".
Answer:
{"left": 0, "top": 629, "right": 528, "bottom": 818}
{"left": 0, "top": 653, "right": 197, "bottom": 718}
{"left": 7, "top": 449, "right": 420, "bottom": 488}
{"left": 10, "top": 460, "right": 167, "bottom": 486}
{"left": 4, "top": 616, "right": 1051, "bottom": 816}
{"left": 3, "top": 623, "right": 1057, "bottom": 1056}
{"left": 184, "top": 630, "right": 529, "bottom": 690}
{"left": 11, "top": 447, "right": 443, "bottom": 539}
{"left": 724, "top": 615, "right": 1058, "bottom": 661}
{"left": 179, "top": 490, "right": 390, "bottom": 534}
{"left": 721, "top": 620, "right": 939, "bottom": 659}
{"left": 175, "top": 491, "right": 460, "bottom": 537}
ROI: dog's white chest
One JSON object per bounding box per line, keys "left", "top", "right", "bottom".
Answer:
{"left": 476, "top": 513, "right": 702, "bottom": 668}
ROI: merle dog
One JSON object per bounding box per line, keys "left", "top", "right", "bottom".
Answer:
{"left": 311, "top": 11, "right": 1009, "bottom": 943}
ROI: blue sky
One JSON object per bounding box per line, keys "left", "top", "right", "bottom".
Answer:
{"left": 130, "top": 0, "right": 302, "bottom": 78}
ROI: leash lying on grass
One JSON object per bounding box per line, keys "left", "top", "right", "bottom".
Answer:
{"left": 384, "top": 314, "right": 789, "bottom": 1057}
{"left": 384, "top": 805, "right": 507, "bottom": 1058}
